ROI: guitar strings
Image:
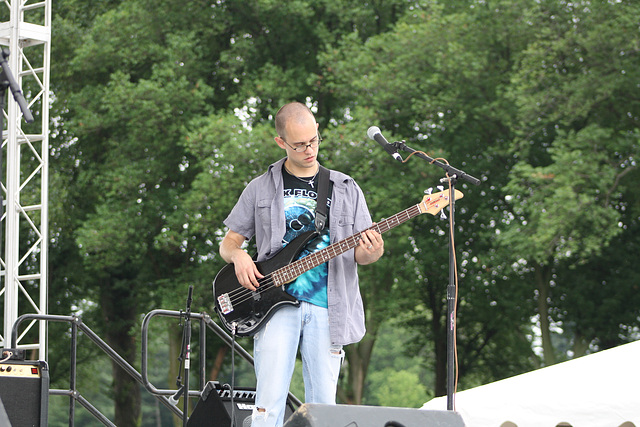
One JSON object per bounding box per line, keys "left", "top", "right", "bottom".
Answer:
{"left": 222, "top": 243, "right": 336, "bottom": 308}
{"left": 220, "top": 224, "right": 387, "bottom": 308}
{"left": 222, "top": 227, "right": 371, "bottom": 307}
{"left": 223, "top": 272, "right": 278, "bottom": 306}
{"left": 219, "top": 201, "right": 437, "bottom": 310}
{"left": 220, "top": 239, "right": 344, "bottom": 309}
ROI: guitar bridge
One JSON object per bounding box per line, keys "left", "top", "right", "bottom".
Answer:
{"left": 217, "top": 293, "right": 233, "bottom": 314}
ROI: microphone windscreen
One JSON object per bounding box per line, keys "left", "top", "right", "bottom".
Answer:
{"left": 367, "top": 126, "right": 381, "bottom": 140}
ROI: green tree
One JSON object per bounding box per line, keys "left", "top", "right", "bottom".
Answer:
{"left": 319, "top": 0, "right": 640, "bottom": 395}
{"left": 47, "top": 0, "right": 640, "bottom": 421}
{"left": 501, "top": 0, "right": 640, "bottom": 363}
{"left": 320, "top": 0, "right": 538, "bottom": 396}
{"left": 165, "top": 0, "right": 419, "bottom": 407}
{"left": 51, "top": 0, "right": 416, "bottom": 419}
{"left": 51, "top": 0, "right": 213, "bottom": 423}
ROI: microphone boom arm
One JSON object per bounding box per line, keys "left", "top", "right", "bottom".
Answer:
{"left": 393, "top": 141, "right": 481, "bottom": 186}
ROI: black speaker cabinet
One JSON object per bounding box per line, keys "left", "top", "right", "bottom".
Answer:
{"left": 188, "top": 381, "right": 295, "bottom": 427}
{"left": 283, "top": 403, "right": 465, "bottom": 427}
{"left": 0, "top": 399, "right": 11, "bottom": 427}
{"left": 0, "top": 360, "right": 49, "bottom": 427}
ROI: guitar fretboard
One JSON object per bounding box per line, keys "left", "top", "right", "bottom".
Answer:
{"left": 271, "top": 199, "right": 434, "bottom": 286}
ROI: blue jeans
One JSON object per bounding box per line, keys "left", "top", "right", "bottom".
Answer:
{"left": 251, "top": 302, "right": 344, "bottom": 427}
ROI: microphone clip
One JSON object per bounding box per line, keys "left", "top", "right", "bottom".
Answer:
{"left": 168, "top": 385, "right": 184, "bottom": 406}
{"left": 367, "top": 126, "right": 403, "bottom": 163}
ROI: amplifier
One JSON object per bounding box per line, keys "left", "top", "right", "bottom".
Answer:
{"left": 188, "top": 381, "right": 295, "bottom": 427}
{"left": 0, "top": 360, "right": 49, "bottom": 427}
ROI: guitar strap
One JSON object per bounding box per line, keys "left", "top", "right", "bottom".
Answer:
{"left": 314, "top": 165, "right": 330, "bottom": 232}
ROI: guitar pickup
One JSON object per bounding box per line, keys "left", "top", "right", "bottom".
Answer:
{"left": 217, "top": 293, "right": 233, "bottom": 314}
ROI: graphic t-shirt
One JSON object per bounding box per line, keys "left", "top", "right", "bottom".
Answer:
{"left": 282, "top": 165, "right": 332, "bottom": 308}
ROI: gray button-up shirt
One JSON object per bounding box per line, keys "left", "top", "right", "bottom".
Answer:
{"left": 223, "top": 158, "right": 373, "bottom": 345}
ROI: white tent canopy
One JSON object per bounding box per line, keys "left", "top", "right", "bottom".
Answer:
{"left": 422, "top": 340, "right": 640, "bottom": 427}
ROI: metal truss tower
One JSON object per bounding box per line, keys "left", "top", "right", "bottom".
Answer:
{"left": 0, "top": 0, "right": 51, "bottom": 360}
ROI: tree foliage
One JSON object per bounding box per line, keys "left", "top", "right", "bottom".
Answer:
{"left": 48, "top": 0, "right": 640, "bottom": 422}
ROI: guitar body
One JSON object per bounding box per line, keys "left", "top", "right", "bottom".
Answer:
{"left": 213, "top": 230, "right": 318, "bottom": 336}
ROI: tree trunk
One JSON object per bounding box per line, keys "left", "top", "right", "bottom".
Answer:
{"left": 343, "top": 334, "right": 376, "bottom": 404}
{"left": 535, "top": 263, "right": 556, "bottom": 366}
{"left": 340, "top": 263, "right": 399, "bottom": 404}
{"left": 428, "top": 276, "right": 448, "bottom": 397}
{"left": 571, "top": 330, "right": 589, "bottom": 358}
{"left": 100, "top": 280, "right": 141, "bottom": 427}
{"left": 210, "top": 346, "right": 229, "bottom": 381}
{"left": 433, "top": 325, "right": 448, "bottom": 397}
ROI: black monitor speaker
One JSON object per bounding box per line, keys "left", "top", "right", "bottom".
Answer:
{"left": 188, "top": 381, "right": 295, "bottom": 427}
{"left": 283, "top": 403, "right": 465, "bottom": 427}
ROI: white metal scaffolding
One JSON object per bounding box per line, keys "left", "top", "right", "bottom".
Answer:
{"left": 0, "top": 0, "right": 51, "bottom": 360}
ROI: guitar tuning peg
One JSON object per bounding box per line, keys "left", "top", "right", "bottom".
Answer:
{"left": 424, "top": 188, "right": 433, "bottom": 195}
{"left": 437, "top": 185, "right": 444, "bottom": 192}
{"left": 440, "top": 210, "right": 447, "bottom": 220}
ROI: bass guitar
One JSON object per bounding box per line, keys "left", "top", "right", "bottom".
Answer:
{"left": 213, "top": 189, "right": 463, "bottom": 336}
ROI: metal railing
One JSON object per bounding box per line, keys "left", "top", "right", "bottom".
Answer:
{"left": 140, "top": 309, "right": 266, "bottom": 425}
{"left": 11, "top": 311, "right": 302, "bottom": 426}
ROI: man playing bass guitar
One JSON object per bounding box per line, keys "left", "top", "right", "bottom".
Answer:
{"left": 219, "top": 102, "right": 384, "bottom": 427}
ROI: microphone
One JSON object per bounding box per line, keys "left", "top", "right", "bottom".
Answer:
{"left": 367, "top": 126, "right": 402, "bottom": 162}
{"left": 168, "top": 386, "right": 184, "bottom": 406}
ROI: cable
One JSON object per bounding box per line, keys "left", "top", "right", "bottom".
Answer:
{"left": 446, "top": 174, "right": 460, "bottom": 408}
{"left": 0, "top": 351, "right": 12, "bottom": 363}
{"left": 230, "top": 322, "right": 238, "bottom": 427}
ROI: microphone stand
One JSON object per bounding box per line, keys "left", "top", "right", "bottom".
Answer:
{"left": 393, "top": 140, "right": 480, "bottom": 411}
{"left": 174, "top": 285, "right": 194, "bottom": 426}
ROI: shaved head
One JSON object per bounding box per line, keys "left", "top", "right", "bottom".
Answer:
{"left": 275, "top": 102, "right": 315, "bottom": 140}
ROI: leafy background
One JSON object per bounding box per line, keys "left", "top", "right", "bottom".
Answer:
{"left": 37, "top": 0, "right": 640, "bottom": 425}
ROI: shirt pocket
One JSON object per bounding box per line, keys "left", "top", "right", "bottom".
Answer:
{"left": 336, "top": 215, "right": 355, "bottom": 237}
{"left": 257, "top": 198, "right": 272, "bottom": 225}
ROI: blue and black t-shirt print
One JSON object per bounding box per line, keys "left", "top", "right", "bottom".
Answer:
{"left": 282, "top": 170, "right": 331, "bottom": 308}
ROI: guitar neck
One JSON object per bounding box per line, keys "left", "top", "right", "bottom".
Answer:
{"left": 273, "top": 202, "right": 424, "bottom": 285}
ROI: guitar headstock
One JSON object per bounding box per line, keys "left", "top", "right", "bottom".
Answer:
{"left": 418, "top": 189, "right": 464, "bottom": 216}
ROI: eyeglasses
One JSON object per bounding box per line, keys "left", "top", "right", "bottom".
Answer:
{"left": 281, "top": 134, "right": 322, "bottom": 152}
